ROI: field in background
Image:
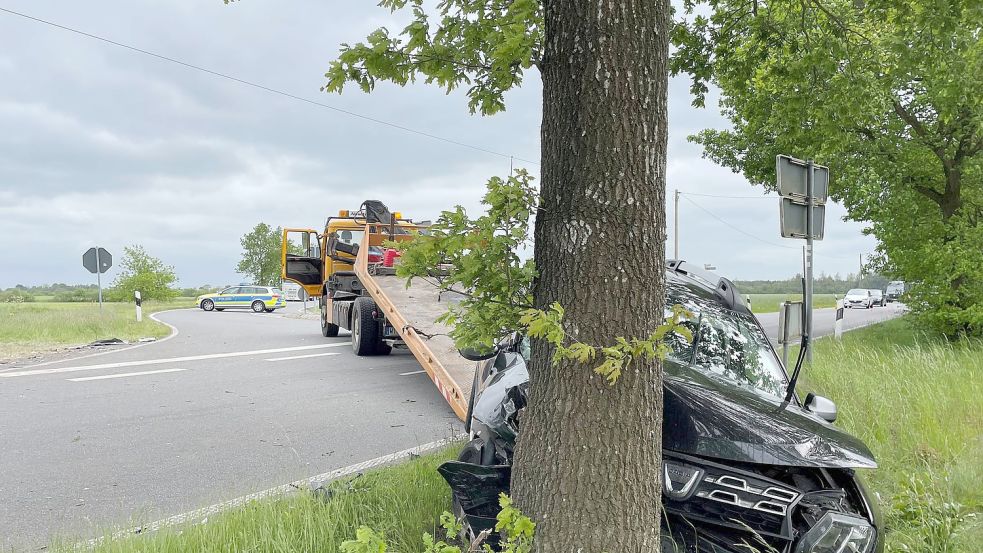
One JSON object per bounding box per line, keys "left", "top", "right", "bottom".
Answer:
{"left": 0, "top": 300, "right": 195, "bottom": 362}
{"left": 748, "top": 293, "right": 838, "bottom": 313}
{"left": 54, "top": 318, "right": 982, "bottom": 553}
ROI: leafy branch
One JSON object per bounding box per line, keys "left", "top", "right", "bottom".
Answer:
{"left": 521, "top": 303, "right": 693, "bottom": 384}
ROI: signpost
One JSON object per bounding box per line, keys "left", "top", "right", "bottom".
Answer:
{"left": 82, "top": 247, "right": 113, "bottom": 313}
{"left": 778, "top": 156, "right": 828, "bottom": 361}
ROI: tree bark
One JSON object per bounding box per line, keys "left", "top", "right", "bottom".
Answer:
{"left": 511, "top": 1, "right": 671, "bottom": 551}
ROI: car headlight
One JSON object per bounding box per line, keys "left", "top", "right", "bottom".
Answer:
{"left": 795, "top": 512, "right": 875, "bottom": 553}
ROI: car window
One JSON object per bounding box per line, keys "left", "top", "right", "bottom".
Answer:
{"left": 223, "top": 287, "right": 240, "bottom": 295}
{"left": 665, "top": 283, "right": 786, "bottom": 398}
{"left": 847, "top": 288, "right": 866, "bottom": 295}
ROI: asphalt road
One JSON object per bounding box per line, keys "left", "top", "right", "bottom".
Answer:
{"left": 0, "top": 302, "right": 462, "bottom": 550}
{"left": 0, "top": 300, "right": 903, "bottom": 549}
{"left": 756, "top": 302, "right": 904, "bottom": 344}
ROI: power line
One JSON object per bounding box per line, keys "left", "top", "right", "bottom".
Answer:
{"left": 680, "top": 195, "right": 800, "bottom": 250}
{"left": 679, "top": 191, "right": 774, "bottom": 199}
{"left": 0, "top": 6, "right": 540, "bottom": 167}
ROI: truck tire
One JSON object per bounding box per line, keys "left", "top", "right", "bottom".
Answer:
{"left": 351, "top": 296, "right": 381, "bottom": 356}
{"left": 320, "top": 296, "right": 340, "bottom": 337}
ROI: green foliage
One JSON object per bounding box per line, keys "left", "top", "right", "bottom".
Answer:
{"left": 341, "top": 494, "right": 534, "bottom": 553}
{"left": 522, "top": 303, "right": 693, "bottom": 384}
{"left": 321, "top": 0, "right": 542, "bottom": 115}
{"left": 0, "top": 289, "right": 36, "bottom": 303}
{"left": 395, "top": 170, "right": 538, "bottom": 352}
{"left": 237, "top": 223, "right": 293, "bottom": 287}
{"left": 396, "top": 172, "right": 691, "bottom": 383}
{"left": 671, "top": 0, "right": 983, "bottom": 336}
{"left": 108, "top": 245, "right": 178, "bottom": 302}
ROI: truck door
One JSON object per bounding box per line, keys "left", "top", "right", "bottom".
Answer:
{"left": 281, "top": 228, "right": 323, "bottom": 299}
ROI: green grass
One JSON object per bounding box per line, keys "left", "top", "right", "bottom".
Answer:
{"left": 63, "top": 446, "right": 461, "bottom": 553}
{"left": 748, "top": 293, "right": 838, "bottom": 313}
{"left": 48, "top": 319, "right": 982, "bottom": 553}
{"left": 802, "top": 319, "right": 983, "bottom": 552}
{"left": 0, "top": 299, "right": 194, "bottom": 362}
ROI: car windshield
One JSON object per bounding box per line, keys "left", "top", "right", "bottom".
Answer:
{"left": 847, "top": 289, "right": 866, "bottom": 295}
{"left": 663, "top": 283, "right": 787, "bottom": 397}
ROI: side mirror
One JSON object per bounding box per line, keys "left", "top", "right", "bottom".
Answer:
{"left": 459, "top": 347, "right": 498, "bottom": 362}
{"left": 805, "top": 392, "right": 837, "bottom": 423}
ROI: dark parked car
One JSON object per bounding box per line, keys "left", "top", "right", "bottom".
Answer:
{"left": 441, "top": 261, "right": 882, "bottom": 553}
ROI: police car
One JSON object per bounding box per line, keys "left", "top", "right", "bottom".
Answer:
{"left": 196, "top": 285, "right": 286, "bottom": 313}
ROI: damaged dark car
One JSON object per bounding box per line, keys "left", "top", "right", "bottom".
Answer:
{"left": 439, "top": 261, "right": 883, "bottom": 553}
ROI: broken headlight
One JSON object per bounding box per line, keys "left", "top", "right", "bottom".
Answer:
{"left": 795, "top": 512, "right": 875, "bottom": 553}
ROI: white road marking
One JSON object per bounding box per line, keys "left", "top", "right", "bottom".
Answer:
{"left": 265, "top": 352, "right": 342, "bottom": 362}
{"left": 84, "top": 435, "right": 466, "bottom": 546}
{"left": 68, "top": 368, "right": 188, "bottom": 382}
{"left": 399, "top": 369, "right": 427, "bottom": 376}
{"left": 0, "top": 343, "right": 349, "bottom": 379}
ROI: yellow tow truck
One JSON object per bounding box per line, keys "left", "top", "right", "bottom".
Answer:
{"left": 282, "top": 200, "right": 474, "bottom": 420}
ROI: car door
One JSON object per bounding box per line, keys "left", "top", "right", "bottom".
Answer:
{"left": 215, "top": 287, "right": 240, "bottom": 307}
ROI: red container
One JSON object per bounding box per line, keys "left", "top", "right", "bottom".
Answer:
{"left": 383, "top": 248, "right": 401, "bottom": 267}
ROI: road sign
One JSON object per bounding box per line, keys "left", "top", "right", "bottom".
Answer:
{"left": 83, "top": 247, "right": 112, "bottom": 314}
{"left": 777, "top": 155, "right": 829, "bottom": 203}
{"left": 780, "top": 199, "right": 826, "bottom": 239}
{"left": 777, "top": 155, "right": 830, "bottom": 364}
{"left": 83, "top": 247, "right": 113, "bottom": 274}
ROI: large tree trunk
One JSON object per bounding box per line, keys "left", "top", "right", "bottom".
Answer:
{"left": 511, "top": 1, "right": 671, "bottom": 551}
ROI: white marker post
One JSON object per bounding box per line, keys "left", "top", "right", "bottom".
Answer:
{"left": 135, "top": 290, "right": 143, "bottom": 322}
{"left": 834, "top": 299, "right": 844, "bottom": 340}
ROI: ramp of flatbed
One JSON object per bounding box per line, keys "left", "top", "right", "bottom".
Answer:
{"left": 355, "top": 244, "right": 474, "bottom": 421}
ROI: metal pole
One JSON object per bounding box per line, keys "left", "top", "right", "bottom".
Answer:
{"left": 674, "top": 189, "right": 680, "bottom": 260}
{"left": 805, "top": 161, "right": 815, "bottom": 362}
{"left": 95, "top": 247, "right": 103, "bottom": 315}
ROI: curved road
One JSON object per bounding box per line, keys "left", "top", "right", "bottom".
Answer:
{"left": 0, "top": 301, "right": 902, "bottom": 548}
{"left": 0, "top": 304, "right": 462, "bottom": 550}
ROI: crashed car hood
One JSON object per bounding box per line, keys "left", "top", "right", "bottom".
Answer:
{"left": 663, "top": 360, "right": 877, "bottom": 468}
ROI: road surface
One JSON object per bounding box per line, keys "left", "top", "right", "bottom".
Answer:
{"left": 0, "top": 301, "right": 902, "bottom": 549}
{"left": 0, "top": 303, "right": 461, "bottom": 549}
{"left": 756, "top": 302, "right": 904, "bottom": 343}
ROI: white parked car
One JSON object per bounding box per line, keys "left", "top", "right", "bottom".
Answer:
{"left": 844, "top": 288, "right": 873, "bottom": 309}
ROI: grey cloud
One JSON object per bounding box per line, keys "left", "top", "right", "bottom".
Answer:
{"left": 0, "top": 0, "right": 872, "bottom": 288}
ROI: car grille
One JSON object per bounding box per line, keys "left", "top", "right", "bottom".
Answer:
{"left": 662, "top": 452, "right": 799, "bottom": 541}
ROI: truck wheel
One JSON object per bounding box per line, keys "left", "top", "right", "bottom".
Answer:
{"left": 251, "top": 300, "right": 266, "bottom": 313}
{"left": 351, "top": 296, "right": 380, "bottom": 356}
{"left": 320, "top": 296, "right": 340, "bottom": 337}
{"left": 375, "top": 342, "right": 392, "bottom": 355}
{"left": 200, "top": 299, "right": 214, "bottom": 312}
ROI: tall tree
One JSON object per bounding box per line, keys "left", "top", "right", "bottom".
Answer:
{"left": 320, "top": 1, "right": 672, "bottom": 549}
{"left": 109, "top": 245, "right": 178, "bottom": 301}
{"left": 672, "top": 0, "right": 983, "bottom": 335}
{"left": 237, "top": 223, "right": 288, "bottom": 287}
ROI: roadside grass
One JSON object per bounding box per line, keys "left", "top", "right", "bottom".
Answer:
{"left": 803, "top": 319, "right": 983, "bottom": 552}
{"left": 748, "top": 293, "right": 837, "bottom": 313}
{"left": 63, "top": 445, "right": 460, "bottom": 553}
{"left": 47, "top": 319, "right": 981, "bottom": 553}
{"left": 0, "top": 299, "right": 194, "bottom": 362}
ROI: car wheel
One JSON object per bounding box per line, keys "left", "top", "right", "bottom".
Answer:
{"left": 351, "top": 296, "right": 380, "bottom": 356}
{"left": 251, "top": 300, "right": 265, "bottom": 313}
{"left": 320, "top": 295, "right": 340, "bottom": 337}
{"left": 201, "top": 299, "right": 214, "bottom": 312}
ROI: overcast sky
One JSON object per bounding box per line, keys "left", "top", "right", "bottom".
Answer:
{"left": 0, "top": 1, "right": 876, "bottom": 289}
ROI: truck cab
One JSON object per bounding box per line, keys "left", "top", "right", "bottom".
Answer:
{"left": 281, "top": 200, "right": 416, "bottom": 350}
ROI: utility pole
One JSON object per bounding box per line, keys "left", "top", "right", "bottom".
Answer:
{"left": 674, "top": 189, "right": 680, "bottom": 260}
{"left": 858, "top": 253, "right": 863, "bottom": 286}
